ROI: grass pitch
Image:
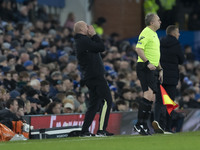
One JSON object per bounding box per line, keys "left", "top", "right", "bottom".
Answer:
{"left": 0, "top": 131, "right": 199, "bottom": 150}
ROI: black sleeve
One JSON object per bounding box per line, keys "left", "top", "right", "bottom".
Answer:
{"left": 0, "top": 112, "right": 19, "bottom": 129}
{"left": 0, "top": 120, "right": 13, "bottom": 129}
{"left": 83, "top": 34, "right": 105, "bottom": 53}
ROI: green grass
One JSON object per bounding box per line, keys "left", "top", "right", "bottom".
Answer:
{"left": 0, "top": 131, "right": 200, "bottom": 150}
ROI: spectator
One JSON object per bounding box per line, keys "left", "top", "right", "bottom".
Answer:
{"left": 17, "top": 5, "right": 29, "bottom": 23}
{"left": 0, "top": 88, "right": 9, "bottom": 110}
{"left": 114, "top": 100, "right": 128, "bottom": 111}
{"left": 16, "top": 99, "right": 25, "bottom": 119}
{"left": 1, "top": 0, "right": 14, "bottom": 22}
{"left": 24, "top": 42, "right": 34, "bottom": 55}
{"left": 49, "top": 80, "right": 64, "bottom": 98}
{"left": 61, "top": 62, "right": 77, "bottom": 77}
{"left": 15, "top": 53, "right": 30, "bottom": 72}
{"left": 23, "top": 60, "right": 34, "bottom": 72}
{"left": 0, "top": 98, "right": 19, "bottom": 129}
{"left": 10, "top": 71, "right": 19, "bottom": 89}
{"left": 16, "top": 71, "right": 30, "bottom": 91}
{"left": 11, "top": 40, "right": 21, "bottom": 51}
{"left": 64, "top": 12, "right": 75, "bottom": 31}
{"left": 144, "top": 0, "right": 159, "bottom": 15}
{"left": 63, "top": 102, "right": 74, "bottom": 113}
{"left": 37, "top": 6, "right": 48, "bottom": 22}
{"left": 35, "top": 20, "right": 44, "bottom": 33}
{"left": 120, "top": 88, "right": 133, "bottom": 109}
{"left": 9, "top": 90, "right": 20, "bottom": 99}
{"left": 76, "top": 92, "right": 87, "bottom": 113}
{"left": 24, "top": 100, "right": 31, "bottom": 115}
{"left": 7, "top": 54, "right": 16, "bottom": 71}
{"left": 188, "top": 12, "right": 200, "bottom": 30}
{"left": 66, "top": 94, "right": 80, "bottom": 112}
{"left": 29, "top": 72, "right": 38, "bottom": 80}
{"left": 179, "top": 88, "right": 200, "bottom": 108}
{"left": 62, "top": 77, "right": 74, "bottom": 93}
{"left": 29, "top": 79, "right": 41, "bottom": 91}
{"left": 184, "top": 45, "right": 195, "bottom": 62}
{"left": 26, "top": 0, "right": 37, "bottom": 23}
{"left": 3, "top": 71, "right": 16, "bottom": 91}
{"left": 109, "top": 32, "right": 120, "bottom": 47}
{"left": 93, "top": 17, "right": 107, "bottom": 37}
{"left": 45, "top": 101, "right": 62, "bottom": 114}
{"left": 58, "top": 52, "right": 69, "bottom": 65}
{"left": 50, "top": 71, "right": 62, "bottom": 81}
{"left": 0, "top": 56, "right": 8, "bottom": 72}
{"left": 26, "top": 86, "right": 41, "bottom": 114}
{"left": 39, "top": 64, "right": 50, "bottom": 80}
{"left": 40, "top": 80, "right": 52, "bottom": 107}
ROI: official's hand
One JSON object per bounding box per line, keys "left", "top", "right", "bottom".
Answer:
{"left": 88, "top": 25, "right": 96, "bottom": 37}
{"left": 147, "top": 63, "right": 156, "bottom": 70}
{"left": 159, "top": 70, "right": 163, "bottom": 84}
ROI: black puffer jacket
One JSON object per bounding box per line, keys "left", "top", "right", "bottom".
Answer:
{"left": 160, "top": 35, "right": 185, "bottom": 85}
{"left": 0, "top": 109, "right": 19, "bottom": 129}
{"left": 74, "top": 34, "right": 105, "bottom": 81}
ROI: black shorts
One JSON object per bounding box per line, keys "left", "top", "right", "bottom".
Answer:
{"left": 136, "top": 62, "right": 159, "bottom": 93}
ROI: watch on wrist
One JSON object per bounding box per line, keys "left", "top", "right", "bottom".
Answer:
{"left": 145, "top": 60, "right": 150, "bottom": 66}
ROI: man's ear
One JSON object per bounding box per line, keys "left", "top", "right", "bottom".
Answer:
{"left": 170, "top": 31, "right": 175, "bottom": 37}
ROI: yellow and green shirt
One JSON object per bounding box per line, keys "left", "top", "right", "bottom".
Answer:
{"left": 136, "top": 27, "right": 160, "bottom": 67}
{"left": 93, "top": 24, "right": 103, "bottom": 36}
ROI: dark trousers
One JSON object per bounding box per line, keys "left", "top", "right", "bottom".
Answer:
{"left": 81, "top": 77, "right": 112, "bottom": 133}
{"left": 154, "top": 84, "right": 176, "bottom": 131}
{"left": 136, "top": 62, "right": 158, "bottom": 93}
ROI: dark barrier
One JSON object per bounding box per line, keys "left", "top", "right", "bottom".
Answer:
{"left": 23, "top": 109, "right": 200, "bottom": 139}
{"left": 24, "top": 112, "right": 122, "bottom": 136}
{"left": 30, "top": 126, "right": 82, "bottom": 139}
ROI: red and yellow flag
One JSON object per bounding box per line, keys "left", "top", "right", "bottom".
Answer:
{"left": 160, "top": 85, "right": 179, "bottom": 115}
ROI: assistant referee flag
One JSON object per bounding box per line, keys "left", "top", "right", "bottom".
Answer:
{"left": 160, "top": 85, "right": 179, "bottom": 115}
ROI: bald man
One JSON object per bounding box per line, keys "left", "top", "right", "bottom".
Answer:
{"left": 74, "top": 21, "right": 113, "bottom": 137}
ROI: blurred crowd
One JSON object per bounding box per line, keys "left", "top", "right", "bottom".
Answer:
{"left": 0, "top": 0, "right": 200, "bottom": 119}
{"left": 145, "top": 0, "right": 200, "bottom": 30}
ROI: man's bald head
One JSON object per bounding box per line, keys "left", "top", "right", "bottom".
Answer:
{"left": 74, "top": 21, "right": 88, "bottom": 35}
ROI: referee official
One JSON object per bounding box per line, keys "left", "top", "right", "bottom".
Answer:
{"left": 134, "top": 13, "right": 163, "bottom": 135}
{"left": 74, "top": 21, "right": 113, "bottom": 137}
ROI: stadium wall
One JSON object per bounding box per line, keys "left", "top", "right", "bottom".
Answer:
{"left": 91, "top": 0, "right": 143, "bottom": 39}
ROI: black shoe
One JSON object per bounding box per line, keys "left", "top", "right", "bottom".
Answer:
{"left": 80, "top": 131, "right": 95, "bottom": 137}
{"left": 152, "top": 121, "right": 164, "bottom": 134}
{"left": 96, "top": 130, "right": 114, "bottom": 137}
{"left": 143, "top": 124, "right": 152, "bottom": 135}
{"left": 133, "top": 124, "right": 148, "bottom": 136}
{"left": 68, "top": 130, "right": 82, "bottom": 137}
